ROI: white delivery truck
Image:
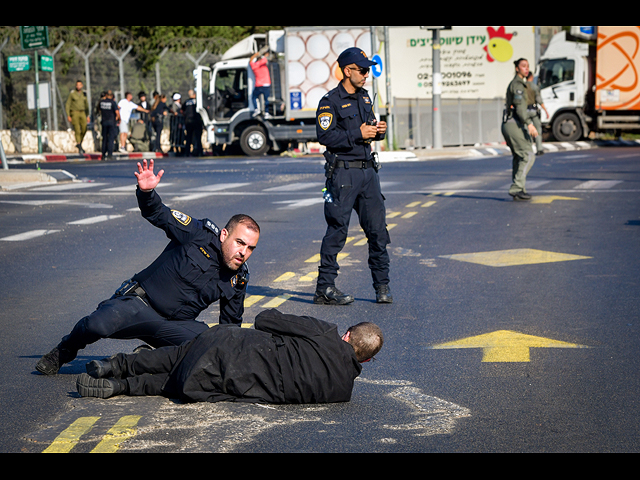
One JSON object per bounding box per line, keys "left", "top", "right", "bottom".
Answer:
{"left": 538, "top": 26, "right": 640, "bottom": 142}
{"left": 195, "top": 26, "right": 382, "bottom": 156}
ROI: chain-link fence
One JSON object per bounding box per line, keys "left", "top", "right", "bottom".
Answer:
{"left": 0, "top": 27, "right": 232, "bottom": 153}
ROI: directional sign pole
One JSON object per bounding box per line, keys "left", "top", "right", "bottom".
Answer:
{"left": 432, "top": 28, "right": 442, "bottom": 150}
{"left": 34, "top": 50, "right": 42, "bottom": 157}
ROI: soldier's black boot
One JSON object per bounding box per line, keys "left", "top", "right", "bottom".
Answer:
{"left": 76, "top": 374, "right": 127, "bottom": 399}
{"left": 314, "top": 286, "right": 355, "bottom": 306}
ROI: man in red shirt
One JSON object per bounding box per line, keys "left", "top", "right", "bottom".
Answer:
{"left": 250, "top": 47, "right": 272, "bottom": 117}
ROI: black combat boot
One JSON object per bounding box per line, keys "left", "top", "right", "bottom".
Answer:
{"left": 36, "top": 347, "right": 76, "bottom": 376}
{"left": 375, "top": 285, "right": 394, "bottom": 304}
{"left": 314, "top": 286, "right": 355, "bottom": 306}
{"left": 76, "top": 374, "right": 127, "bottom": 399}
{"left": 86, "top": 356, "right": 124, "bottom": 380}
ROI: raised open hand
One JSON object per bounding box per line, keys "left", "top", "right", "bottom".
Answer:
{"left": 134, "top": 160, "right": 165, "bottom": 192}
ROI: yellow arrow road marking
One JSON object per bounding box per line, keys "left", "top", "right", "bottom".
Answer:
{"left": 440, "top": 249, "right": 592, "bottom": 267}
{"left": 531, "top": 196, "right": 582, "bottom": 205}
{"left": 431, "top": 330, "right": 589, "bottom": 363}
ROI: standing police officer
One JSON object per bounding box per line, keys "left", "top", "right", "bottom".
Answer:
{"left": 502, "top": 58, "right": 539, "bottom": 201}
{"left": 314, "top": 47, "right": 392, "bottom": 306}
{"left": 182, "top": 90, "right": 204, "bottom": 157}
{"left": 98, "top": 91, "right": 120, "bottom": 160}
{"left": 36, "top": 160, "right": 260, "bottom": 376}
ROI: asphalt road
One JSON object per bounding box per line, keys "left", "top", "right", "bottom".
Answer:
{"left": 1, "top": 146, "right": 639, "bottom": 453}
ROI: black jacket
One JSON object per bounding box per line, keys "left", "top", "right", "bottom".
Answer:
{"left": 164, "top": 309, "right": 363, "bottom": 404}
{"left": 133, "top": 188, "right": 248, "bottom": 325}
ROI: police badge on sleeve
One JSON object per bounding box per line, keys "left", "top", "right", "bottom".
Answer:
{"left": 318, "top": 113, "right": 333, "bottom": 131}
{"left": 172, "top": 210, "right": 192, "bottom": 226}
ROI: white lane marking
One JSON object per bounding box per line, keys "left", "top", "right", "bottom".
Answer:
{"left": 426, "top": 181, "right": 480, "bottom": 191}
{"left": 0, "top": 230, "right": 61, "bottom": 242}
{"left": 574, "top": 180, "right": 623, "bottom": 190}
{"left": 174, "top": 183, "right": 252, "bottom": 201}
{"left": 0, "top": 200, "right": 71, "bottom": 206}
{"left": 29, "top": 183, "right": 109, "bottom": 192}
{"left": 263, "top": 182, "right": 323, "bottom": 192}
{"left": 101, "top": 183, "right": 173, "bottom": 192}
{"left": 274, "top": 198, "right": 325, "bottom": 210}
{"left": 68, "top": 215, "right": 125, "bottom": 225}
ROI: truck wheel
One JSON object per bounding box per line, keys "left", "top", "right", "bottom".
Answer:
{"left": 240, "top": 125, "right": 270, "bottom": 156}
{"left": 552, "top": 112, "right": 583, "bottom": 142}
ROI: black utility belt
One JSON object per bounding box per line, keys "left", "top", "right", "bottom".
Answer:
{"left": 337, "top": 160, "right": 374, "bottom": 169}
{"left": 115, "top": 279, "right": 147, "bottom": 299}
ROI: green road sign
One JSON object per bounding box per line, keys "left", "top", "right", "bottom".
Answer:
{"left": 8, "top": 55, "right": 31, "bottom": 72}
{"left": 40, "top": 55, "right": 54, "bottom": 72}
{"left": 20, "top": 26, "right": 49, "bottom": 51}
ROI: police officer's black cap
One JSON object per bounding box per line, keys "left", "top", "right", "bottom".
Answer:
{"left": 338, "top": 47, "right": 377, "bottom": 69}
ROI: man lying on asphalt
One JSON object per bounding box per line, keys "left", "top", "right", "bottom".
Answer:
{"left": 76, "top": 309, "right": 384, "bottom": 405}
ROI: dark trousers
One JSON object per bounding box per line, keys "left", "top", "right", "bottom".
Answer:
{"left": 101, "top": 123, "right": 118, "bottom": 158}
{"left": 185, "top": 121, "right": 203, "bottom": 157}
{"left": 153, "top": 121, "right": 164, "bottom": 153}
{"left": 57, "top": 295, "right": 210, "bottom": 362}
{"left": 318, "top": 166, "right": 391, "bottom": 290}
{"left": 111, "top": 345, "right": 188, "bottom": 397}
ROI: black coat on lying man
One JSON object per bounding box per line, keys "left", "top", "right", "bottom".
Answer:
{"left": 77, "top": 309, "right": 384, "bottom": 404}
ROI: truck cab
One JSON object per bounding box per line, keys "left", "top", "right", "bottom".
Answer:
{"left": 196, "top": 32, "right": 317, "bottom": 156}
{"left": 537, "top": 31, "right": 594, "bottom": 142}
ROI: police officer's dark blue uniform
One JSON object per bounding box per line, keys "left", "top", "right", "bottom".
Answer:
{"left": 99, "top": 92, "right": 119, "bottom": 160}
{"left": 36, "top": 161, "right": 259, "bottom": 376}
{"left": 314, "top": 48, "right": 392, "bottom": 306}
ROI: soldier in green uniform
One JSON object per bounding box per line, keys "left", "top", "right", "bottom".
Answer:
{"left": 66, "top": 80, "right": 90, "bottom": 154}
{"left": 502, "top": 59, "right": 539, "bottom": 202}
{"left": 527, "top": 72, "right": 549, "bottom": 156}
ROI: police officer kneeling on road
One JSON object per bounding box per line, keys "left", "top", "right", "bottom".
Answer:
{"left": 314, "top": 47, "right": 392, "bottom": 306}
{"left": 36, "top": 160, "right": 260, "bottom": 376}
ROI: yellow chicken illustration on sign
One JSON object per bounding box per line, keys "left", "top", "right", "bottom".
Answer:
{"left": 484, "top": 26, "right": 514, "bottom": 63}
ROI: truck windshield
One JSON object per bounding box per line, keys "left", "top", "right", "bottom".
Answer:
{"left": 539, "top": 59, "right": 575, "bottom": 90}
{"left": 215, "top": 68, "right": 248, "bottom": 120}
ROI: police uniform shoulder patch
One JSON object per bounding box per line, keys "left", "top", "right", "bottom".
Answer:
{"left": 318, "top": 112, "right": 334, "bottom": 131}
{"left": 204, "top": 219, "right": 221, "bottom": 236}
{"left": 171, "top": 210, "right": 192, "bottom": 226}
